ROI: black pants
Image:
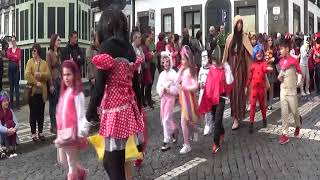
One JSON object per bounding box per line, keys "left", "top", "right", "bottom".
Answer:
{"left": 212, "top": 96, "right": 226, "bottom": 146}
{"left": 156, "top": 56, "right": 162, "bottom": 73}
{"left": 103, "top": 150, "right": 126, "bottom": 180}
{"left": 141, "top": 84, "right": 152, "bottom": 105}
{"left": 29, "top": 94, "right": 45, "bottom": 134}
{"left": 8, "top": 61, "right": 19, "bottom": 102}
{"left": 150, "top": 62, "right": 156, "bottom": 83}
{"left": 315, "top": 64, "right": 320, "bottom": 94}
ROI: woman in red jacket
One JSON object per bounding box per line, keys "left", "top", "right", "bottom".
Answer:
{"left": 141, "top": 33, "right": 155, "bottom": 108}
{"left": 6, "top": 36, "right": 21, "bottom": 108}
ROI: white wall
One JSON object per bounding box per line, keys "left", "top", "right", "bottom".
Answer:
{"left": 308, "top": 1, "right": 320, "bottom": 33}
{"left": 288, "top": 0, "right": 304, "bottom": 33}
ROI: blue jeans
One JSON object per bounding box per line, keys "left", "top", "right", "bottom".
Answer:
{"left": 8, "top": 61, "right": 20, "bottom": 102}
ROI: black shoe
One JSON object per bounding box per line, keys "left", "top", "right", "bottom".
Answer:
{"left": 262, "top": 120, "right": 267, "bottom": 128}
{"left": 249, "top": 123, "right": 254, "bottom": 134}
{"left": 143, "top": 103, "right": 147, "bottom": 107}
{"left": 148, "top": 104, "right": 154, "bottom": 109}
{"left": 38, "top": 134, "right": 46, "bottom": 141}
{"left": 267, "top": 106, "right": 272, "bottom": 110}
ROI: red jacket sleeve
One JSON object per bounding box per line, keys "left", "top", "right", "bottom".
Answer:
{"left": 142, "top": 45, "right": 153, "bottom": 62}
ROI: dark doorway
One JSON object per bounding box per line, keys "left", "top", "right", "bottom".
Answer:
{"left": 205, "top": 0, "right": 231, "bottom": 34}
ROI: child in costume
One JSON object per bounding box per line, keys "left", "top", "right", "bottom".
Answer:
{"left": 246, "top": 45, "right": 273, "bottom": 133}
{"left": 299, "top": 35, "right": 311, "bottom": 96}
{"left": 156, "top": 51, "right": 179, "bottom": 151}
{"left": 277, "top": 37, "right": 303, "bottom": 145}
{"left": 198, "top": 50, "right": 213, "bottom": 136}
{"left": 55, "top": 60, "right": 90, "bottom": 180}
{"left": 199, "top": 51, "right": 233, "bottom": 154}
{"left": 0, "top": 91, "right": 19, "bottom": 158}
{"left": 176, "top": 45, "right": 200, "bottom": 154}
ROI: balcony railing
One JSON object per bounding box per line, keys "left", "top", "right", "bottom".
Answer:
{"left": 0, "top": 0, "right": 14, "bottom": 10}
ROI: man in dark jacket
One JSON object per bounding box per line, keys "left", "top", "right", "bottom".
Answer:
{"left": 61, "top": 31, "right": 85, "bottom": 70}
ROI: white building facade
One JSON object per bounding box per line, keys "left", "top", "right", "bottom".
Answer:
{"left": 135, "top": 0, "right": 320, "bottom": 38}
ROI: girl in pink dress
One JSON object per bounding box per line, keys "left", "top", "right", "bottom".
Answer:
{"left": 55, "top": 60, "right": 90, "bottom": 180}
{"left": 177, "top": 45, "right": 200, "bottom": 154}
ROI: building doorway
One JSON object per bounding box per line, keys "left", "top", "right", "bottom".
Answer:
{"left": 183, "top": 11, "right": 201, "bottom": 38}
{"left": 205, "top": 0, "right": 231, "bottom": 34}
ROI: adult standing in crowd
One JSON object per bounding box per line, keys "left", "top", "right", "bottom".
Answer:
{"left": 25, "top": 43, "right": 50, "bottom": 141}
{"left": 132, "top": 31, "right": 144, "bottom": 76}
{"left": 156, "top": 32, "right": 166, "bottom": 73}
{"left": 86, "top": 34, "right": 100, "bottom": 124}
{"left": 265, "top": 36, "right": 279, "bottom": 110}
{"left": 148, "top": 32, "right": 157, "bottom": 91}
{"left": 0, "top": 42, "right": 6, "bottom": 91}
{"left": 192, "top": 30, "right": 204, "bottom": 70}
{"left": 6, "top": 36, "right": 21, "bottom": 108}
{"left": 181, "top": 28, "right": 191, "bottom": 47}
{"left": 206, "top": 26, "right": 216, "bottom": 51}
{"left": 61, "top": 31, "right": 85, "bottom": 71}
{"left": 222, "top": 15, "right": 253, "bottom": 130}
{"left": 217, "top": 25, "right": 227, "bottom": 55}
{"left": 86, "top": 9, "right": 144, "bottom": 180}
{"left": 141, "top": 33, "right": 154, "bottom": 108}
{"left": 166, "top": 33, "right": 179, "bottom": 69}
{"left": 46, "top": 34, "right": 62, "bottom": 134}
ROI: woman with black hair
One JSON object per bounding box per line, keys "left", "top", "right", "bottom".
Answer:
{"left": 86, "top": 9, "right": 144, "bottom": 180}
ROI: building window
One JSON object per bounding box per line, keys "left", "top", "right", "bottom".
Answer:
{"left": 163, "top": 15, "right": 172, "bottom": 33}
{"left": 16, "top": 0, "right": 19, "bottom": 5}
{"left": 237, "top": 6, "right": 256, "bottom": 33}
{"left": 184, "top": 11, "right": 200, "bottom": 37}
{"left": 12, "top": 10, "right": 15, "bottom": 36}
{"left": 69, "top": 3, "right": 74, "bottom": 35}
{"left": 25, "top": 10, "right": 28, "bottom": 40}
{"left": 38, "top": 2, "right": 44, "bottom": 39}
{"left": 30, "top": 4, "right": 33, "bottom": 39}
{"left": 21, "top": 49, "right": 25, "bottom": 79}
{"left": 81, "top": 10, "right": 85, "bottom": 40}
{"left": 57, "top": 7, "right": 65, "bottom": 38}
{"left": 20, "top": 11, "right": 24, "bottom": 40}
{"left": 0, "top": 14, "right": 2, "bottom": 34}
{"left": 309, "top": 12, "right": 314, "bottom": 34}
{"left": 293, "top": 3, "right": 300, "bottom": 33}
{"left": 15, "top": 9, "right": 18, "bottom": 40}
{"left": 48, "top": 7, "right": 55, "bottom": 38}
{"left": 4, "top": 12, "right": 9, "bottom": 35}
{"left": 84, "top": 11, "right": 88, "bottom": 40}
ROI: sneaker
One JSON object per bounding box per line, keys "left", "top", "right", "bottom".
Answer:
{"left": 193, "top": 132, "right": 199, "bottom": 142}
{"left": 161, "top": 143, "right": 171, "bottom": 152}
{"left": 179, "top": 144, "right": 191, "bottom": 154}
{"left": 203, "top": 125, "right": 211, "bottom": 136}
{"left": 267, "top": 106, "right": 272, "bottom": 110}
{"left": 249, "top": 123, "right": 254, "bottom": 134}
{"left": 294, "top": 127, "right": 300, "bottom": 137}
{"left": 262, "top": 120, "right": 267, "bottom": 128}
{"left": 279, "top": 135, "right": 289, "bottom": 145}
{"left": 212, "top": 144, "right": 220, "bottom": 154}
{"left": 38, "top": 133, "right": 46, "bottom": 141}
{"left": 301, "top": 92, "right": 306, "bottom": 96}
{"left": 306, "top": 90, "right": 311, "bottom": 95}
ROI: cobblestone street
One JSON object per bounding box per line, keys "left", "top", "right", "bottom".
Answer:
{"left": 1, "top": 92, "right": 320, "bottom": 180}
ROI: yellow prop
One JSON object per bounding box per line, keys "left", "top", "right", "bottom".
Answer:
{"left": 88, "top": 134, "right": 105, "bottom": 161}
